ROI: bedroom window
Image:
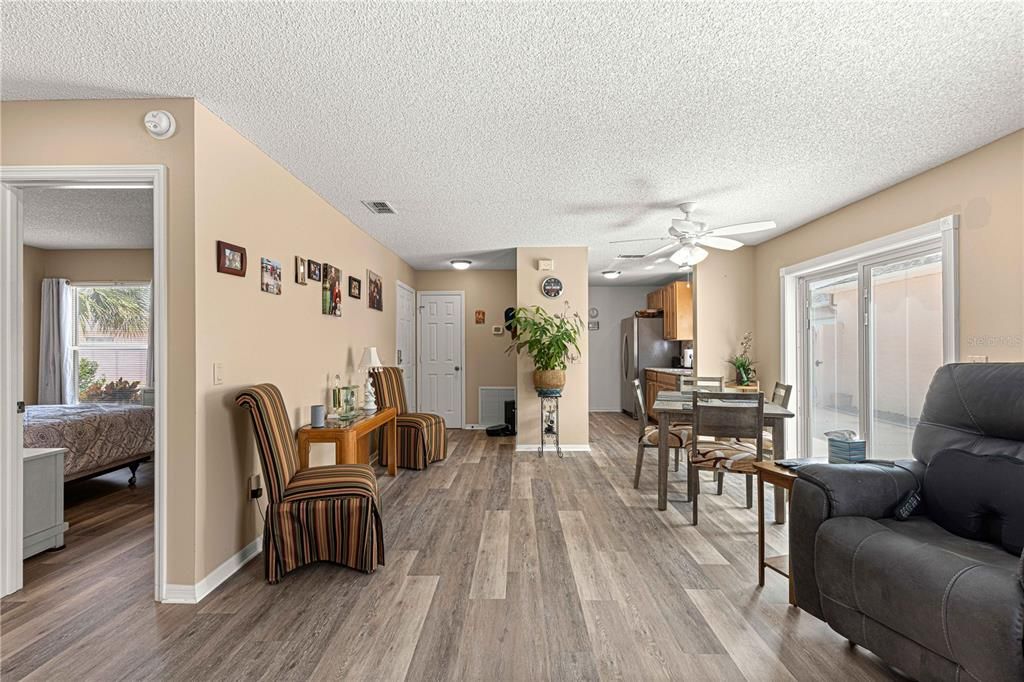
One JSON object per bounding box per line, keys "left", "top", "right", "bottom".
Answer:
{"left": 72, "top": 283, "right": 152, "bottom": 404}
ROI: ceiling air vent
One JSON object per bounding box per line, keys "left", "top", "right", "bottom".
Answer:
{"left": 616, "top": 254, "right": 646, "bottom": 259}
{"left": 361, "top": 200, "right": 395, "bottom": 215}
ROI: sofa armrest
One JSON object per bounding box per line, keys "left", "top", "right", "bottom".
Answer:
{"left": 797, "top": 460, "right": 923, "bottom": 518}
{"left": 790, "top": 460, "right": 924, "bottom": 618}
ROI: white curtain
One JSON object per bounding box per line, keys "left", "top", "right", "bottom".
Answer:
{"left": 38, "top": 278, "right": 75, "bottom": 404}
{"left": 145, "top": 282, "right": 155, "bottom": 388}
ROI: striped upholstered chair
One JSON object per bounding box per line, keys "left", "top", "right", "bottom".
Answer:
{"left": 236, "top": 384, "right": 384, "bottom": 583}
{"left": 370, "top": 367, "right": 447, "bottom": 470}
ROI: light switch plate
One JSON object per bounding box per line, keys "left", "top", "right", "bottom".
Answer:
{"left": 213, "top": 362, "right": 224, "bottom": 385}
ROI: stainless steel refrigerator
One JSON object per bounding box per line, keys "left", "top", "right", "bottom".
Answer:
{"left": 620, "top": 314, "right": 680, "bottom": 418}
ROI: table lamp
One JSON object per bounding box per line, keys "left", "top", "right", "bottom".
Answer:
{"left": 359, "top": 346, "right": 382, "bottom": 411}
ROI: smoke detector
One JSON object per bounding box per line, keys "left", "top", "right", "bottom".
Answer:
{"left": 144, "top": 110, "right": 176, "bottom": 140}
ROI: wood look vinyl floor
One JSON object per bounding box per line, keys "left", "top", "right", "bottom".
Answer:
{"left": 1, "top": 413, "right": 902, "bottom": 681}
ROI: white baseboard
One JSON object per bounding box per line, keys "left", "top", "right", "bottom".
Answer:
{"left": 162, "top": 583, "right": 198, "bottom": 604}
{"left": 588, "top": 409, "right": 623, "bottom": 413}
{"left": 161, "top": 536, "right": 262, "bottom": 604}
{"left": 515, "top": 443, "right": 591, "bottom": 452}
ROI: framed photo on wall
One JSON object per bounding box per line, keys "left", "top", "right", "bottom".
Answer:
{"left": 348, "top": 276, "right": 362, "bottom": 299}
{"left": 260, "top": 257, "right": 282, "bottom": 295}
{"left": 367, "top": 270, "right": 383, "bottom": 311}
{"left": 216, "top": 240, "right": 246, "bottom": 277}
{"left": 295, "top": 256, "right": 307, "bottom": 285}
{"left": 322, "top": 263, "right": 342, "bottom": 316}
{"left": 307, "top": 259, "right": 322, "bottom": 282}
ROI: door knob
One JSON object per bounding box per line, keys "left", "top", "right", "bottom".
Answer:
{"left": 455, "top": 366, "right": 461, "bottom": 371}
{"left": 814, "top": 360, "right": 824, "bottom": 367}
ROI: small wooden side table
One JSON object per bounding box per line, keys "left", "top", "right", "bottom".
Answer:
{"left": 753, "top": 460, "right": 798, "bottom": 605}
{"left": 296, "top": 407, "right": 398, "bottom": 476}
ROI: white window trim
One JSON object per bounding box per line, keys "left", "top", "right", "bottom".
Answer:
{"left": 779, "top": 215, "right": 959, "bottom": 456}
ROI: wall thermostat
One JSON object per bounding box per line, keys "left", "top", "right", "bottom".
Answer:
{"left": 541, "top": 276, "right": 563, "bottom": 298}
{"left": 537, "top": 259, "right": 554, "bottom": 271}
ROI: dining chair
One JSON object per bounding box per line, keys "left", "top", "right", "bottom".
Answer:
{"left": 632, "top": 379, "right": 692, "bottom": 489}
{"left": 370, "top": 366, "right": 447, "bottom": 470}
{"left": 687, "top": 391, "right": 765, "bottom": 525}
{"left": 741, "top": 381, "right": 792, "bottom": 458}
{"left": 682, "top": 375, "right": 725, "bottom": 390}
{"left": 235, "top": 384, "right": 385, "bottom": 583}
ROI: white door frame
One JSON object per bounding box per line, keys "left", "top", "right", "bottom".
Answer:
{"left": 416, "top": 290, "right": 466, "bottom": 429}
{"left": 0, "top": 165, "right": 168, "bottom": 601}
{"left": 779, "top": 215, "right": 959, "bottom": 456}
{"left": 395, "top": 279, "right": 417, "bottom": 411}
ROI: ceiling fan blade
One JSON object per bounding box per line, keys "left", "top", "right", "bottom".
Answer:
{"left": 710, "top": 220, "right": 777, "bottom": 237}
{"left": 696, "top": 236, "right": 744, "bottom": 251}
{"left": 609, "top": 236, "right": 672, "bottom": 245}
{"left": 644, "top": 241, "right": 679, "bottom": 259}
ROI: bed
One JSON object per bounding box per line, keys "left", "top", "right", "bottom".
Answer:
{"left": 23, "top": 404, "right": 155, "bottom": 485}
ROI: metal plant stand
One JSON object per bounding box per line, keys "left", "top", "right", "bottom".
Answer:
{"left": 537, "top": 389, "right": 563, "bottom": 458}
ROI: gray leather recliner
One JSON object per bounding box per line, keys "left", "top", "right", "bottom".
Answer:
{"left": 790, "top": 363, "right": 1024, "bottom": 681}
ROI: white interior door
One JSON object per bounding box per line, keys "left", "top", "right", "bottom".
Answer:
{"left": 395, "top": 281, "right": 416, "bottom": 410}
{"left": 417, "top": 292, "right": 464, "bottom": 428}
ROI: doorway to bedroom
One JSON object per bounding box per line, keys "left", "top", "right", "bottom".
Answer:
{"left": 0, "top": 166, "right": 168, "bottom": 604}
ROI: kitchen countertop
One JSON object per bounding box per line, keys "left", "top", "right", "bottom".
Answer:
{"left": 644, "top": 367, "right": 694, "bottom": 375}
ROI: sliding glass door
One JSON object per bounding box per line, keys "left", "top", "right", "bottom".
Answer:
{"left": 799, "top": 241, "right": 945, "bottom": 458}
{"left": 804, "top": 269, "right": 860, "bottom": 457}
{"left": 865, "top": 249, "right": 943, "bottom": 458}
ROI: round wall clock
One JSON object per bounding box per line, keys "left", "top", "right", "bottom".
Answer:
{"left": 588, "top": 307, "right": 599, "bottom": 319}
{"left": 541, "top": 277, "right": 564, "bottom": 298}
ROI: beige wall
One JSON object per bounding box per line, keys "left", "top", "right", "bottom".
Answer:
{"left": 22, "top": 248, "right": 154, "bottom": 404}
{"left": 754, "top": 130, "right": 1024, "bottom": 388}
{"left": 415, "top": 270, "right": 516, "bottom": 425}
{"left": 193, "top": 102, "right": 416, "bottom": 576}
{"left": 515, "top": 247, "right": 589, "bottom": 446}
{"left": 2, "top": 98, "right": 199, "bottom": 586}
{"left": 694, "top": 248, "right": 756, "bottom": 380}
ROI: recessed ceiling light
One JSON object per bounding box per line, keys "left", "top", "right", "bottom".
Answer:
{"left": 450, "top": 259, "right": 472, "bottom": 270}
{"left": 643, "top": 265, "right": 655, "bottom": 270}
{"left": 601, "top": 270, "right": 621, "bottom": 279}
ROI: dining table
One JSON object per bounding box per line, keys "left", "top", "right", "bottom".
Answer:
{"left": 651, "top": 390, "right": 795, "bottom": 518}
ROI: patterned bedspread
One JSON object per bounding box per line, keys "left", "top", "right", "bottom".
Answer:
{"left": 24, "top": 404, "right": 155, "bottom": 480}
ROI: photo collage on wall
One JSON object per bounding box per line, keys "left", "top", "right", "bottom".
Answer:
{"left": 214, "top": 240, "right": 384, "bottom": 317}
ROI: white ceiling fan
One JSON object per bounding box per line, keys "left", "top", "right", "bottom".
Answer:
{"left": 610, "top": 202, "right": 776, "bottom": 266}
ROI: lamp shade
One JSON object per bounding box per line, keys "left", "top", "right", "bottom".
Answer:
{"left": 359, "top": 346, "right": 382, "bottom": 370}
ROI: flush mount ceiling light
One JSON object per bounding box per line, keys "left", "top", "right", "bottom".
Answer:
{"left": 450, "top": 259, "right": 472, "bottom": 270}
{"left": 601, "top": 270, "right": 621, "bottom": 279}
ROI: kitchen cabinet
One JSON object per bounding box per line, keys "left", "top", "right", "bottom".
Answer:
{"left": 646, "top": 281, "right": 693, "bottom": 341}
{"left": 646, "top": 288, "right": 663, "bottom": 311}
{"left": 644, "top": 369, "right": 682, "bottom": 422}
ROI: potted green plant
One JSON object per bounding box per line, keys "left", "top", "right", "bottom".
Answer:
{"left": 506, "top": 303, "right": 583, "bottom": 394}
{"left": 728, "top": 331, "right": 757, "bottom": 386}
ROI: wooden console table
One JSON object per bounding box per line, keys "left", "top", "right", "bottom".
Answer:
{"left": 297, "top": 407, "right": 398, "bottom": 476}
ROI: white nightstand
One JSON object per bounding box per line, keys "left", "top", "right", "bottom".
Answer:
{"left": 23, "top": 447, "right": 69, "bottom": 559}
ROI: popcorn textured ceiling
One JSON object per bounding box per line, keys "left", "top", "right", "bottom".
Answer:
{"left": 2, "top": 2, "right": 1021, "bottom": 283}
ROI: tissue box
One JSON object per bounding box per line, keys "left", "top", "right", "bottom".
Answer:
{"left": 828, "top": 437, "right": 866, "bottom": 464}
